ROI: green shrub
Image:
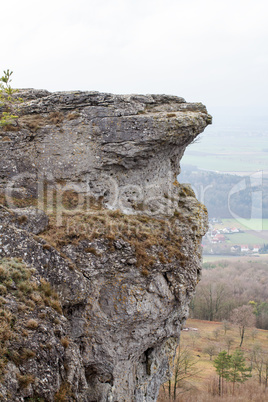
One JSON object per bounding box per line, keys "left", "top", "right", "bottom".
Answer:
{"left": 0, "top": 69, "right": 18, "bottom": 128}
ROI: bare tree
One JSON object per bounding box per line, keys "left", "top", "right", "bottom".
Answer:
{"left": 199, "top": 283, "right": 227, "bottom": 322}
{"left": 224, "top": 336, "right": 234, "bottom": 355}
{"left": 213, "top": 328, "right": 220, "bottom": 341}
{"left": 230, "top": 305, "right": 256, "bottom": 347}
{"left": 251, "top": 343, "right": 263, "bottom": 384}
{"left": 190, "top": 260, "right": 268, "bottom": 330}
{"left": 264, "top": 351, "right": 268, "bottom": 388}
{"left": 250, "top": 344, "right": 268, "bottom": 386}
{"left": 189, "top": 331, "right": 200, "bottom": 348}
{"left": 204, "top": 343, "right": 217, "bottom": 360}
{"left": 251, "top": 328, "right": 258, "bottom": 340}
{"left": 222, "top": 320, "right": 231, "bottom": 335}
{"left": 165, "top": 345, "right": 200, "bottom": 401}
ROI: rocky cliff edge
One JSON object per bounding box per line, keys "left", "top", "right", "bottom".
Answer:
{"left": 0, "top": 90, "right": 211, "bottom": 401}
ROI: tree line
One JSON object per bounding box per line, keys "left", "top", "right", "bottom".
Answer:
{"left": 190, "top": 259, "right": 268, "bottom": 329}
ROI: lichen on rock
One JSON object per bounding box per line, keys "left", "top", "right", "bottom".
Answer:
{"left": 0, "top": 90, "right": 211, "bottom": 401}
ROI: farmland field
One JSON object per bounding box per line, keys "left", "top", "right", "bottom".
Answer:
{"left": 181, "top": 122, "right": 268, "bottom": 173}
{"left": 209, "top": 219, "right": 268, "bottom": 248}
{"left": 225, "top": 231, "right": 268, "bottom": 245}
{"left": 202, "top": 254, "right": 268, "bottom": 263}
{"left": 214, "top": 219, "right": 268, "bottom": 231}
{"left": 180, "top": 318, "right": 268, "bottom": 387}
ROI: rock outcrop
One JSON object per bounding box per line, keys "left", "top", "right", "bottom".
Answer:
{"left": 0, "top": 90, "right": 211, "bottom": 401}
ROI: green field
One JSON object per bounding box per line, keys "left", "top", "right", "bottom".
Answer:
{"left": 182, "top": 153, "right": 268, "bottom": 173}
{"left": 210, "top": 219, "right": 268, "bottom": 247}
{"left": 182, "top": 129, "right": 268, "bottom": 173}
{"left": 214, "top": 219, "right": 268, "bottom": 231}
{"left": 225, "top": 232, "right": 267, "bottom": 245}
{"left": 181, "top": 153, "right": 258, "bottom": 172}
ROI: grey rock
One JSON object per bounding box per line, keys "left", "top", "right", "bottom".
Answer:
{"left": 0, "top": 90, "right": 211, "bottom": 216}
{"left": 0, "top": 205, "right": 49, "bottom": 234}
{"left": 0, "top": 90, "right": 211, "bottom": 401}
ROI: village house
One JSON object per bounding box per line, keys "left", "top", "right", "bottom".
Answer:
{"left": 241, "top": 245, "right": 249, "bottom": 253}
{"left": 211, "top": 234, "right": 226, "bottom": 243}
{"left": 230, "top": 227, "right": 240, "bottom": 233}
{"left": 231, "top": 245, "right": 241, "bottom": 253}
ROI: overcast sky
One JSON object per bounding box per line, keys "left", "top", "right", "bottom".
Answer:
{"left": 1, "top": 0, "right": 268, "bottom": 122}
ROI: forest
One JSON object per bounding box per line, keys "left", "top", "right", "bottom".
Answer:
{"left": 179, "top": 165, "right": 268, "bottom": 219}
{"left": 190, "top": 259, "right": 268, "bottom": 329}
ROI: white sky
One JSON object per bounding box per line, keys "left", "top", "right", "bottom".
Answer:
{"left": 1, "top": 0, "right": 268, "bottom": 121}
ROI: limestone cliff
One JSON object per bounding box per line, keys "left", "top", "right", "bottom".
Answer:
{"left": 0, "top": 90, "right": 211, "bottom": 401}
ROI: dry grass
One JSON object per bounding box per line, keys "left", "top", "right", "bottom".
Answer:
{"left": 1, "top": 136, "right": 11, "bottom": 141}
{"left": 66, "top": 111, "right": 80, "bottom": 120}
{"left": 0, "top": 191, "right": 37, "bottom": 208}
{"left": 158, "top": 318, "right": 268, "bottom": 401}
{"left": 16, "top": 215, "right": 28, "bottom": 224}
{"left": 0, "top": 193, "right": 5, "bottom": 205}
{"left": 1, "top": 124, "right": 19, "bottom": 132}
{"left": 37, "top": 188, "right": 190, "bottom": 272}
{"left": 0, "top": 257, "right": 63, "bottom": 380}
{"left": 84, "top": 246, "right": 101, "bottom": 256}
{"left": 16, "top": 373, "right": 35, "bottom": 388}
{"left": 60, "top": 337, "right": 70, "bottom": 349}
{"left": 19, "top": 114, "right": 46, "bottom": 132}
{"left": 54, "top": 382, "right": 73, "bottom": 401}
{"left": 166, "top": 113, "right": 177, "bottom": 118}
{"left": 18, "top": 111, "right": 64, "bottom": 132}
{"left": 49, "top": 111, "right": 64, "bottom": 124}
{"left": 26, "top": 319, "right": 39, "bottom": 329}
{"left": 40, "top": 207, "right": 188, "bottom": 270}
{"left": 159, "top": 379, "right": 268, "bottom": 401}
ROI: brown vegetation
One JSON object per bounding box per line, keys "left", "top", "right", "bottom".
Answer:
{"left": 26, "top": 319, "right": 39, "bottom": 329}
{"left": 16, "top": 373, "right": 35, "bottom": 388}
{"left": 19, "top": 114, "right": 46, "bottom": 132}
{"left": 167, "top": 113, "right": 177, "bottom": 118}
{"left": 40, "top": 205, "right": 189, "bottom": 270}
{"left": 158, "top": 318, "right": 268, "bottom": 402}
{"left": 54, "top": 382, "right": 74, "bottom": 401}
{"left": 230, "top": 305, "right": 256, "bottom": 346}
{"left": 0, "top": 257, "right": 62, "bottom": 379}
{"left": 16, "top": 215, "right": 28, "bottom": 224}
{"left": 49, "top": 111, "right": 64, "bottom": 124}
{"left": 190, "top": 259, "right": 268, "bottom": 329}
{"left": 66, "top": 111, "right": 80, "bottom": 120}
{"left": 18, "top": 111, "right": 65, "bottom": 133}
{"left": 60, "top": 337, "right": 70, "bottom": 349}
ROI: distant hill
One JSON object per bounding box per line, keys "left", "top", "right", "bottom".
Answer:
{"left": 179, "top": 165, "right": 268, "bottom": 219}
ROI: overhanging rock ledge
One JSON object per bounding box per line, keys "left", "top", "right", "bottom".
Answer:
{"left": 0, "top": 90, "right": 211, "bottom": 401}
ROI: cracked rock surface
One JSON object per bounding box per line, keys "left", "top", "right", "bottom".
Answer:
{"left": 0, "top": 90, "right": 210, "bottom": 401}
